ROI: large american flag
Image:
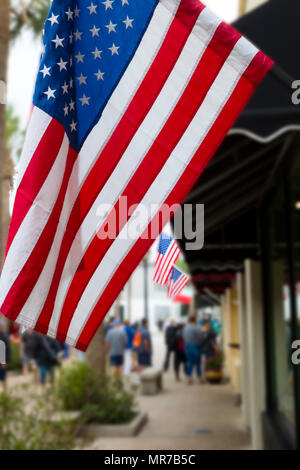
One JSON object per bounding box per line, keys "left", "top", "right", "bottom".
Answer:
{"left": 168, "top": 266, "right": 190, "bottom": 299}
{"left": 0, "top": 0, "right": 273, "bottom": 350}
{"left": 153, "top": 233, "right": 180, "bottom": 286}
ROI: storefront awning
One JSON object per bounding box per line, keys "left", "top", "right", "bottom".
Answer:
{"left": 230, "top": 0, "right": 300, "bottom": 143}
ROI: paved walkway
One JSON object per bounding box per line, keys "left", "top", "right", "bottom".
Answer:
{"left": 87, "top": 332, "right": 252, "bottom": 450}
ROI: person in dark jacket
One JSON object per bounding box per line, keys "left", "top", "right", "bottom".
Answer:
{"left": 34, "top": 334, "right": 64, "bottom": 393}
{"left": 0, "top": 320, "right": 10, "bottom": 394}
{"left": 163, "top": 319, "right": 177, "bottom": 371}
{"left": 173, "top": 324, "right": 186, "bottom": 381}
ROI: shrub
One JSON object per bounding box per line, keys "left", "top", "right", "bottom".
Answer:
{"left": 0, "top": 392, "right": 77, "bottom": 450}
{"left": 55, "top": 361, "right": 137, "bottom": 425}
{"left": 206, "top": 351, "right": 223, "bottom": 372}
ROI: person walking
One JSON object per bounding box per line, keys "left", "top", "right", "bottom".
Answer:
{"left": 20, "top": 328, "right": 38, "bottom": 376}
{"left": 123, "top": 319, "right": 135, "bottom": 377}
{"left": 135, "top": 319, "right": 152, "bottom": 373}
{"left": 34, "top": 334, "right": 64, "bottom": 394}
{"left": 0, "top": 320, "right": 10, "bottom": 394}
{"left": 163, "top": 318, "right": 177, "bottom": 371}
{"left": 173, "top": 323, "right": 186, "bottom": 381}
{"left": 200, "top": 318, "right": 217, "bottom": 381}
{"left": 105, "top": 319, "right": 127, "bottom": 378}
{"left": 182, "top": 314, "right": 202, "bottom": 385}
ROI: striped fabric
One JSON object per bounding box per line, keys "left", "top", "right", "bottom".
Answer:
{"left": 0, "top": 0, "right": 273, "bottom": 350}
{"left": 168, "top": 267, "right": 190, "bottom": 299}
{"left": 153, "top": 234, "right": 180, "bottom": 286}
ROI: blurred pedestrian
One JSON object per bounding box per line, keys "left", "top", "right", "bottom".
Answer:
{"left": 123, "top": 320, "right": 135, "bottom": 377}
{"left": 20, "top": 328, "right": 38, "bottom": 376}
{"left": 34, "top": 335, "right": 64, "bottom": 394}
{"left": 105, "top": 319, "right": 127, "bottom": 378}
{"left": 135, "top": 319, "right": 152, "bottom": 373}
{"left": 174, "top": 324, "right": 186, "bottom": 381}
{"left": 200, "top": 318, "right": 217, "bottom": 381}
{"left": 182, "top": 314, "right": 202, "bottom": 385}
{"left": 163, "top": 318, "right": 177, "bottom": 371}
{"left": 0, "top": 320, "right": 10, "bottom": 394}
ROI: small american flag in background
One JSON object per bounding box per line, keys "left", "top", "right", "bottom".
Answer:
{"left": 0, "top": 0, "right": 273, "bottom": 351}
{"left": 168, "top": 266, "right": 190, "bottom": 299}
{"left": 153, "top": 233, "right": 181, "bottom": 286}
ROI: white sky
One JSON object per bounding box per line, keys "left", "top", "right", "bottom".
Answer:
{"left": 7, "top": 0, "right": 239, "bottom": 129}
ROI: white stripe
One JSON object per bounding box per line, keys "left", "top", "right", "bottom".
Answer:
{"left": 46, "top": 6, "right": 220, "bottom": 337}
{"left": 15, "top": 108, "right": 52, "bottom": 191}
{"left": 157, "top": 243, "right": 178, "bottom": 284}
{"left": 160, "top": 244, "right": 180, "bottom": 284}
{"left": 0, "top": 134, "right": 69, "bottom": 307}
{"left": 156, "top": 242, "right": 175, "bottom": 284}
{"left": 67, "top": 37, "right": 258, "bottom": 345}
{"left": 13, "top": 0, "right": 179, "bottom": 329}
{"left": 172, "top": 277, "right": 188, "bottom": 298}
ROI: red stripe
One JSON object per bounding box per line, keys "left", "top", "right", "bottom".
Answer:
{"left": 34, "top": 0, "right": 203, "bottom": 334}
{"left": 53, "top": 23, "right": 240, "bottom": 342}
{"left": 153, "top": 254, "right": 164, "bottom": 281}
{"left": 75, "top": 52, "right": 273, "bottom": 350}
{"left": 5, "top": 118, "right": 65, "bottom": 257}
{"left": 1, "top": 145, "right": 77, "bottom": 321}
{"left": 172, "top": 277, "right": 189, "bottom": 298}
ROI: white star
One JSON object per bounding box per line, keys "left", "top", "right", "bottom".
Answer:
{"left": 69, "top": 99, "right": 75, "bottom": 111}
{"left": 63, "top": 104, "right": 69, "bottom": 116}
{"left": 87, "top": 2, "right": 97, "bottom": 14}
{"left": 39, "top": 64, "right": 51, "bottom": 78}
{"left": 79, "top": 94, "right": 91, "bottom": 106}
{"left": 41, "top": 44, "right": 46, "bottom": 56}
{"left": 123, "top": 16, "right": 134, "bottom": 29}
{"left": 75, "top": 51, "right": 85, "bottom": 63}
{"left": 109, "top": 43, "right": 119, "bottom": 56}
{"left": 102, "top": 0, "right": 114, "bottom": 10}
{"left": 52, "top": 34, "right": 64, "bottom": 48}
{"left": 69, "top": 33, "right": 73, "bottom": 44}
{"left": 77, "top": 73, "right": 87, "bottom": 85}
{"left": 74, "top": 5, "right": 80, "bottom": 17}
{"left": 57, "top": 57, "right": 68, "bottom": 71}
{"left": 65, "top": 8, "right": 73, "bottom": 21}
{"left": 70, "top": 120, "right": 77, "bottom": 132}
{"left": 69, "top": 78, "right": 74, "bottom": 89}
{"left": 94, "top": 69, "right": 105, "bottom": 81}
{"left": 62, "top": 81, "right": 69, "bottom": 94}
{"left": 74, "top": 29, "right": 82, "bottom": 41}
{"left": 91, "top": 47, "right": 102, "bottom": 59}
{"left": 48, "top": 13, "right": 59, "bottom": 26}
{"left": 121, "top": 0, "right": 129, "bottom": 5}
{"left": 43, "top": 86, "right": 56, "bottom": 100}
{"left": 105, "top": 20, "right": 117, "bottom": 33}
{"left": 69, "top": 56, "right": 73, "bottom": 67}
{"left": 90, "top": 25, "right": 100, "bottom": 37}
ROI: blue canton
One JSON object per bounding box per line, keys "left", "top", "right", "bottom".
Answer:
{"left": 33, "top": 0, "right": 158, "bottom": 151}
{"left": 158, "top": 234, "right": 173, "bottom": 255}
{"left": 171, "top": 267, "right": 182, "bottom": 283}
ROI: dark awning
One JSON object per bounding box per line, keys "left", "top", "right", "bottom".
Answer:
{"left": 230, "top": 0, "right": 300, "bottom": 142}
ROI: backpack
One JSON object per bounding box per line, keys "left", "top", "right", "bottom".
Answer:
{"left": 133, "top": 330, "right": 142, "bottom": 349}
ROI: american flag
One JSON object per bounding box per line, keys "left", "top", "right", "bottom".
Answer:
{"left": 153, "top": 233, "right": 180, "bottom": 285}
{"left": 0, "top": 0, "right": 273, "bottom": 351}
{"left": 168, "top": 266, "right": 190, "bottom": 299}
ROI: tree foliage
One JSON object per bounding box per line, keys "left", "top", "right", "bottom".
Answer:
{"left": 10, "top": 0, "right": 50, "bottom": 40}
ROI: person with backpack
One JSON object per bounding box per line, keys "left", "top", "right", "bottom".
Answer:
{"left": 134, "top": 319, "right": 152, "bottom": 373}
{"left": 34, "top": 334, "right": 64, "bottom": 394}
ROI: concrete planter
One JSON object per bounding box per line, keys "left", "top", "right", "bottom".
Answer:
{"left": 78, "top": 412, "right": 148, "bottom": 438}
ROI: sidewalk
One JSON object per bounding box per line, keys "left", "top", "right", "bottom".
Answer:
{"left": 87, "top": 331, "right": 252, "bottom": 450}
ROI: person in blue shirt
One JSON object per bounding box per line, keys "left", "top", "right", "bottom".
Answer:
{"left": 123, "top": 319, "right": 135, "bottom": 377}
